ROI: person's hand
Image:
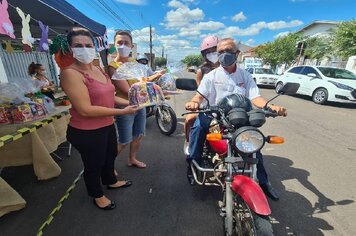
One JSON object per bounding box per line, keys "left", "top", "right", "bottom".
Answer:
{"left": 185, "top": 101, "right": 199, "bottom": 111}
{"left": 159, "top": 69, "right": 166, "bottom": 76}
{"left": 269, "top": 105, "right": 287, "bottom": 117}
{"left": 120, "top": 105, "right": 139, "bottom": 115}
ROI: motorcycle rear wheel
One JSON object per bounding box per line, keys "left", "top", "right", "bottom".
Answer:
{"left": 228, "top": 195, "right": 274, "bottom": 236}
{"left": 155, "top": 105, "right": 177, "bottom": 136}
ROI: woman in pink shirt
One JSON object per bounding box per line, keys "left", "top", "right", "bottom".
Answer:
{"left": 61, "top": 28, "right": 138, "bottom": 210}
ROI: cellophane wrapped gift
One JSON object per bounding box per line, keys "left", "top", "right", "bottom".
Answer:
{"left": 0, "top": 106, "right": 11, "bottom": 124}
{"left": 111, "top": 62, "right": 149, "bottom": 81}
{"left": 128, "top": 82, "right": 165, "bottom": 108}
{"left": 156, "top": 73, "right": 176, "bottom": 91}
{"left": 10, "top": 104, "right": 34, "bottom": 123}
{"left": 156, "top": 61, "right": 184, "bottom": 94}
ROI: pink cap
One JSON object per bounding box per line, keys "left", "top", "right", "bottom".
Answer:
{"left": 200, "top": 35, "right": 219, "bottom": 52}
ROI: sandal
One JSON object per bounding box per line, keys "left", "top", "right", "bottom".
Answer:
{"left": 127, "top": 161, "right": 146, "bottom": 168}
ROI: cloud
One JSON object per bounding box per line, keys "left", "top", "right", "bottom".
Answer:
{"left": 115, "top": 0, "right": 147, "bottom": 5}
{"left": 244, "top": 39, "right": 255, "bottom": 46}
{"left": 167, "top": 0, "right": 187, "bottom": 8}
{"left": 232, "top": 12, "right": 247, "bottom": 22}
{"left": 164, "top": 6, "right": 205, "bottom": 28}
{"left": 274, "top": 31, "right": 291, "bottom": 38}
{"left": 217, "top": 20, "right": 303, "bottom": 37}
{"left": 106, "top": 28, "right": 116, "bottom": 43}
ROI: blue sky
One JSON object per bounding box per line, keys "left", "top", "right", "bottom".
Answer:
{"left": 66, "top": 0, "right": 355, "bottom": 61}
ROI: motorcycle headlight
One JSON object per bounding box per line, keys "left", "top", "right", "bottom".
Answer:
{"left": 233, "top": 127, "right": 265, "bottom": 154}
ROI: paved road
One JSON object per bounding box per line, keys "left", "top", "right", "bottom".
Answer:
{"left": 1, "top": 71, "right": 356, "bottom": 236}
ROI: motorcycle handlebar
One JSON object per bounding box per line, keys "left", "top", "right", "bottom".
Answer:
{"left": 263, "top": 107, "right": 279, "bottom": 118}
{"left": 181, "top": 106, "right": 220, "bottom": 116}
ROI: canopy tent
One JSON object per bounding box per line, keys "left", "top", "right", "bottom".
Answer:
{"left": 5, "top": 0, "right": 107, "bottom": 39}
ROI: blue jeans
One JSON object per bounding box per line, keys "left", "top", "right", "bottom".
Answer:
{"left": 115, "top": 108, "right": 146, "bottom": 145}
{"left": 188, "top": 113, "right": 268, "bottom": 185}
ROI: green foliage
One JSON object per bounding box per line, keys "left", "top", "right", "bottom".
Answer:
{"left": 182, "top": 54, "right": 204, "bottom": 67}
{"left": 303, "top": 35, "right": 333, "bottom": 60}
{"left": 49, "top": 35, "right": 70, "bottom": 55}
{"left": 334, "top": 19, "right": 356, "bottom": 59}
{"left": 155, "top": 57, "right": 167, "bottom": 67}
{"left": 255, "top": 33, "right": 302, "bottom": 67}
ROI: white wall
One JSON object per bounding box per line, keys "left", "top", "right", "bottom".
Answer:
{"left": 346, "top": 56, "right": 356, "bottom": 74}
{"left": 302, "top": 24, "right": 338, "bottom": 38}
{"left": 0, "top": 57, "right": 8, "bottom": 83}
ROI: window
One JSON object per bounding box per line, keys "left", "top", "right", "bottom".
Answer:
{"left": 246, "top": 68, "right": 253, "bottom": 74}
{"left": 301, "top": 66, "right": 319, "bottom": 76}
{"left": 288, "top": 66, "right": 304, "bottom": 74}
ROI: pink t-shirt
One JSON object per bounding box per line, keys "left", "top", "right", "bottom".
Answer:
{"left": 68, "top": 68, "right": 116, "bottom": 130}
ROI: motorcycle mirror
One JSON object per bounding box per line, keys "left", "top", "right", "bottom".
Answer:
{"left": 264, "top": 83, "right": 300, "bottom": 110}
{"left": 176, "top": 78, "right": 198, "bottom": 91}
{"left": 278, "top": 82, "right": 300, "bottom": 95}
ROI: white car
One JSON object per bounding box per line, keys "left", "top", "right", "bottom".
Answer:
{"left": 246, "top": 67, "right": 279, "bottom": 87}
{"left": 275, "top": 66, "right": 356, "bottom": 104}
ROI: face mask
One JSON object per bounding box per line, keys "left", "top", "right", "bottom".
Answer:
{"left": 218, "top": 52, "right": 237, "bottom": 67}
{"left": 72, "top": 47, "right": 96, "bottom": 64}
{"left": 116, "top": 45, "right": 131, "bottom": 57}
{"left": 206, "top": 52, "right": 219, "bottom": 63}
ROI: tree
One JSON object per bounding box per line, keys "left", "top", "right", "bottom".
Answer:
{"left": 255, "top": 33, "right": 302, "bottom": 67}
{"left": 334, "top": 19, "right": 356, "bottom": 59}
{"left": 155, "top": 57, "right": 167, "bottom": 67}
{"left": 182, "top": 54, "right": 204, "bottom": 67}
{"left": 303, "top": 35, "right": 333, "bottom": 61}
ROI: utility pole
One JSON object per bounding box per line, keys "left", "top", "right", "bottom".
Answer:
{"left": 149, "top": 24, "right": 153, "bottom": 67}
{"left": 162, "top": 46, "right": 164, "bottom": 58}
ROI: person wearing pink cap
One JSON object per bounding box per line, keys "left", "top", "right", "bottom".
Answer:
{"left": 184, "top": 35, "right": 220, "bottom": 155}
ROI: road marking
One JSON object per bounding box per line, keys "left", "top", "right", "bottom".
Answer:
{"left": 36, "top": 169, "right": 84, "bottom": 236}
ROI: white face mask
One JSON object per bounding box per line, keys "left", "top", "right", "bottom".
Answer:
{"left": 116, "top": 45, "right": 132, "bottom": 57}
{"left": 72, "top": 47, "right": 96, "bottom": 64}
{"left": 206, "top": 52, "right": 219, "bottom": 63}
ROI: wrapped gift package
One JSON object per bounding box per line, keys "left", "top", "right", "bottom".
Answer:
{"left": 156, "top": 73, "right": 177, "bottom": 91}
{"left": 129, "top": 82, "right": 165, "bottom": 107}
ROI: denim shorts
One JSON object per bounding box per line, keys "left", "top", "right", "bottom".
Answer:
{"left": 115, "top": 108, "right": 146, "bottom": 144}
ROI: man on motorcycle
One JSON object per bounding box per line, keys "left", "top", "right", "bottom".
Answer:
{"left": 185, "top": 38, "right": 286, "bottom": 201}
{"left": 136, "top": 55, "right": 166, "bottom": 82}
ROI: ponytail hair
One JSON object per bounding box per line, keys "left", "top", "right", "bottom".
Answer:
{"left": 28, "top": 62, "right": 42, "bottom": 76}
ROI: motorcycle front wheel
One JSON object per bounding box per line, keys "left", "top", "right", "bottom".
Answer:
{"left": 155, "top": 105, "right": 177, "bottom": 136}
{"left": 228, "top": 195, "right": 274, "bottom": 236}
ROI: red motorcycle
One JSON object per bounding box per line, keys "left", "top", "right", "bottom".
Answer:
{"left": 176, "top": 79, "right": 299, "bottom": 236}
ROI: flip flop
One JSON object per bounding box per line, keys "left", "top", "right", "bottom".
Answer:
{"left": 127, "top": 161, "right": 147, "bottom": 168}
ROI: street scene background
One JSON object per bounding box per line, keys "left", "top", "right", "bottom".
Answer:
{"left": 1, "top": 71, "right": 355, "bottom": 236}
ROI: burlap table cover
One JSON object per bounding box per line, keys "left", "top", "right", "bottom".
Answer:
{"left": 0, "top": 107, "right": 70, "bottom": 217}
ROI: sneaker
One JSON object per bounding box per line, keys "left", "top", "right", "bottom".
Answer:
{"left": 184, "top": 141, "right": 190, "bottom": 156}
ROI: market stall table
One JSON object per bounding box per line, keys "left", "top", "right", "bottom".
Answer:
{"left": 0, "top": 106, "right": 70, "bottom": 217}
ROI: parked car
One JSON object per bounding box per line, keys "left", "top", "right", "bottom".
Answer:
{"left": 246, "top": 67, "right": 279, "bottom": 87}
{"left": 188, "top": 66, "right": 197, "bottom": 73}
{"left": 275, "top": 65, "right": 356, "bottom": 104}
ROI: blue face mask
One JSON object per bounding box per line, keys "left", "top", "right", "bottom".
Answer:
{"left": 218, "top": 52, "right": 237, "bottom": 67}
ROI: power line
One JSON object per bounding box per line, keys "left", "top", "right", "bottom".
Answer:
{"left": 89, "top": 0, "right": 162, "bottom": 57}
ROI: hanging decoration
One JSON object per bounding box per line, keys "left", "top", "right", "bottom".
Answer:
{"left": 16, "top": 7, "right": 35, "bottom": 50}
{"left": 0, "top": 0, "right": 15, "bottom": 39}
{"left": 49, "top": 35, "right": 74, "bottom": 69}
{"left": 3, "top": 40, "right": 14, "bottom": 53}
{"left": 38, "top": 21, "right": 49, "bottom": 52}
{"left": 103, "top": 32, "right": 109, "bottom": 49}
{"left": 95, "top": 36, "right": 104, "bottom": 51}
{"left": 108, "top": 45, "right": 116, "bottom": 54}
